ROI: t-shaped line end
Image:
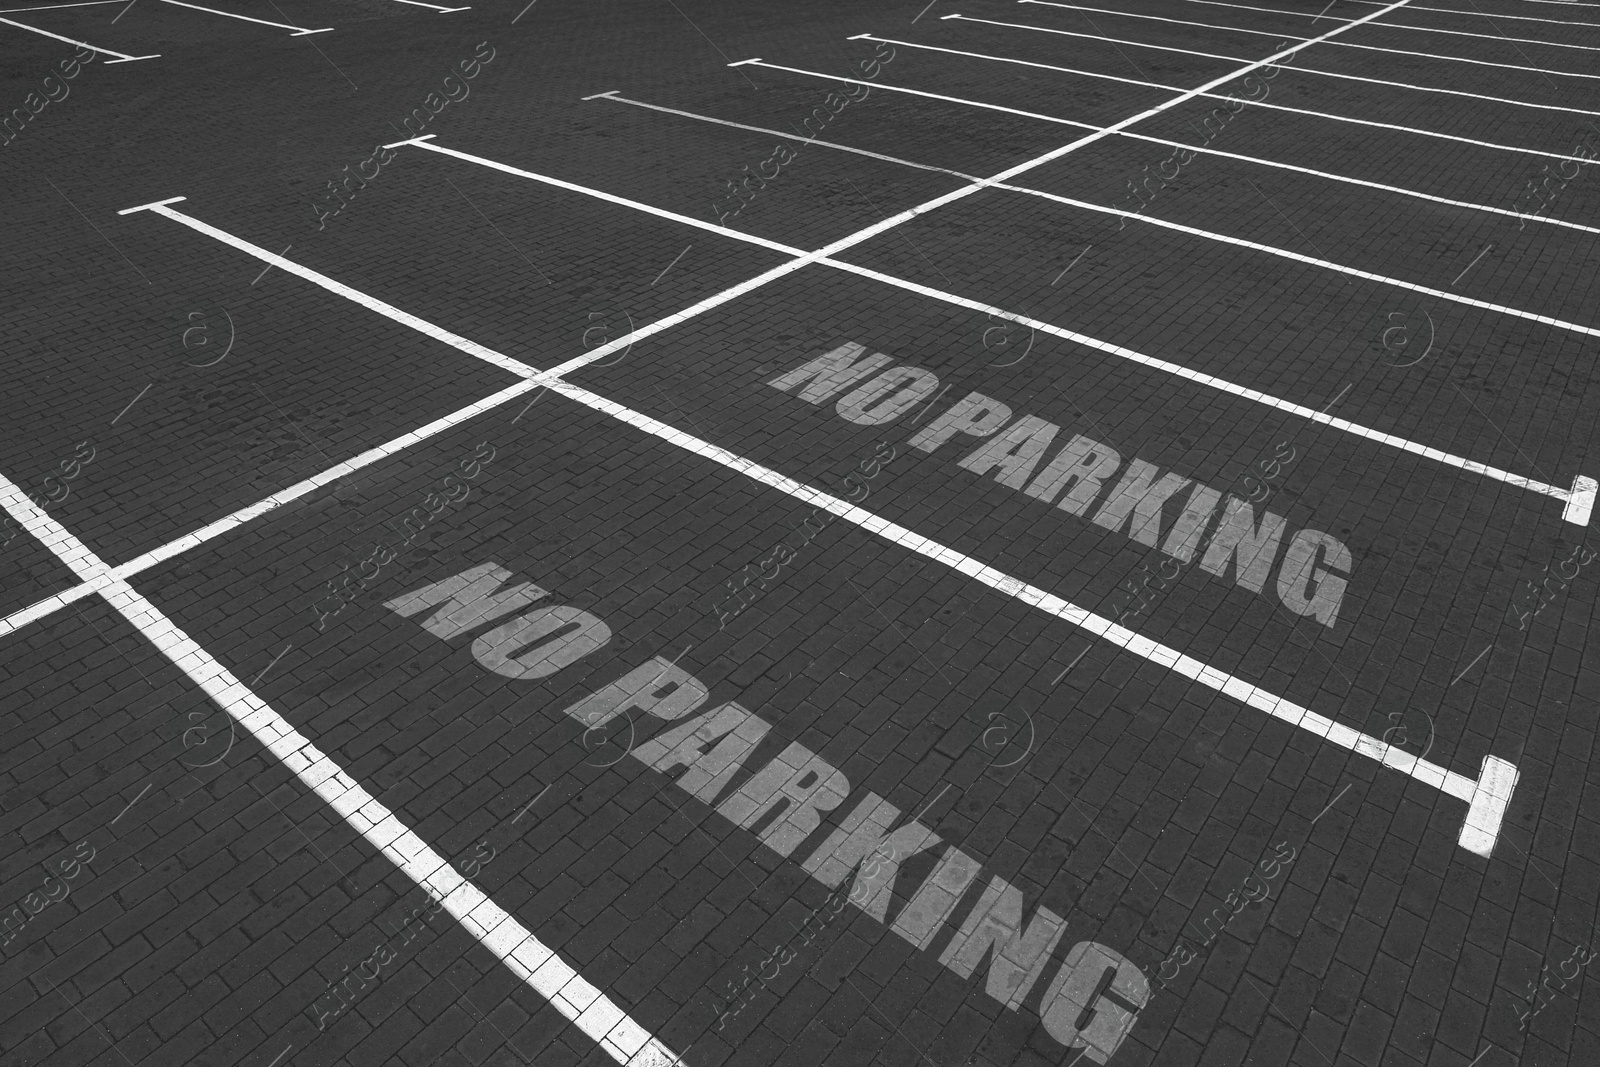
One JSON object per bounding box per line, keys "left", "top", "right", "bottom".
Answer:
{"left": 117, "top": 196, "right": 186, "bottom": 216}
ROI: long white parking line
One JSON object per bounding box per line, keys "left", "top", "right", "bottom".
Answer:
{"left": 48, "top": 186, "right": 1522, "bottom": 860}
{"left": 421, "top": 142, "right": 1596, "bottom": 490}
{"left": 587, "top": 91, "right": 977, "bottom": 179}
{"left": 838, "top": 39, "right": 1597, "bottom": 165}
{"left": 116, "top": 198, "right": 538, "bottom": 376}
{"left": 977, "top": 184, "right": 1600, "bottom": 342}
{"left": 0, "top": 0, "right": 119, "bottom": 11}
{"left": 949, "top": 12, "right": 1600, "bottom": 117}
{"left": 155, "top": 0, "right": 332, "bottom": 33}
{"left": 595, "top": 90, "right": 1600, "bottom": 239}
{"left": 0, "top": 15, "right": 158, "bottom": 60}
{"left": 0, "top": 476, "right": 683, "bottom": 1067}
{"left": 0, "top": 380, "right": 547, "bottom": 642}
{"left": 581, "top": 88, "right": 1600, "bottom": 346}
{"left": 120, "top": 156, "right": 1596, "bottom": 522}
{"left": 384, "top": 0, "right": 471, "bottom": 11}
{"left": 1343, "top": 0, "right": 1600, "bottom": 25}
{"left": 0, "top": 282, "right": 1526, "bottom": 860}
{"left": 1186, "top": 0, "right": 1600, "bottom": 50}
{"left": 547, "top": 378, "right": 1520, "bottom": 860}
{"left": 1020, "top": 0, "right": 1600, "bottom": 81}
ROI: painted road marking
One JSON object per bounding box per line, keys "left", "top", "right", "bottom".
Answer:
{"left": 0, "top": 0, "right": 121, "bottom": 10}
{"left": 978, "top": 182, "right": 1600, "bottom": 336}
{"left": 118, "top": 198, "right": 539, "bottom": 377}
{"left": 0, "top": 15, "right": 158, "bottom": 60}
{"left": 0, "top": 476, "right": 685, "bottom": 1067}
{"left": 382, "top": 0, "right": 471, "bottom": 10}
{"left": 589, "top": 91, "right": 976, "bottom": 178}
{"left": 153, "top": 0, "right": 333, "bottom": 33}
{"left": 1185, "top": 0, "right": 1600, "bottom": 51}
{"left": 122, "top": 173, "right": 1598, "bottom": 554}
{"left": 1341, "top": 0, "right": 1600, "bottom": 24}
{"left": 543, "top": 377, "right": 1521, "bottom": 859}
{"left": 826, "top": 38, "right": 1600, "bottom": 166}
{"left": 0, "top": 379, "right": 545, "bottom": 640}
{"left": 946, "top": 12, "right": 1600, "bottom": 117}
{"left": 1021, "top": 0, "right": 1600, "bottom": 82}
{"left": 1566, "top": 475, "right": 1599, "bottom": 525}
{"left": 397, "top": 137, "right": 1593, "bottom": 519}
{"left": 783, "top": 37, "right": 1600, "bottom": 341}
{"left": 36, "top": 197, "right": 1530, "bottom": 854}
{"left": 594, "top": 89, "right": 1600, "bottom": 239}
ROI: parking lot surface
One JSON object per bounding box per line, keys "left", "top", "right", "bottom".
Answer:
{"left": 1, "top": 0, "right": 1598, "bottom": 1064}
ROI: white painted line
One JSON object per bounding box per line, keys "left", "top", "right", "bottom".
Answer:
{"left": 846, "top": 37, "right": 1599, "bottom": 165}
{"left": 984, "top": 180, "right": 1600, "bottom": 340}
{"left": 952, "top": 12, "right": 1600, "bottom": 117}
{"left": 379, "top": 143, "right": 1588, "bottom": 507}
{"left": 1459, "top": 757, "right": 1520, "bottom": 858}
{"left": 757, "top": 0, "right": 1429, "bottom": 210}
{"left": 117, "top": 196, "right": 187, "bottom": 215}
{"left": 595, "top": 90, "right": 1600, "bottom": 238}
{"left": 0, "top": 15, "right": 158, "bottom": 59}
{"left": 588, "top": 85, "right": 1600, "bottom": 343}
{"left": 546, "top": 377, "right": 1518, "bottom": 857}
{"left": 750, "top": 58, "right": 1101, "bottom": 131}
{"left": 64, "top": 171, "right": 914, "bottom": 635}
{"left": 1343, "top": 0, "right": 1600, "bottom": 25}
{"left": 594, "top": 92, "right": 978, "bottom": 179}
{"left": 1564, "top": 475, "right": 1598, "bottom": 525}
{"left": 138, "top": 203, "right": 540, "bottom": 378}
{"left": 383, "top": 0, "right": 469, "bottom": 9}
{"left": 0, "top": 476, "right": 684, "bottom": 1067}
{"left": 816, "top": 258, "right": 1577, "bottom": 507}
{"left": 66, "top": 195, "right": 1532, "bottom": 860}
{"left": 0, "top": 0, "right": 119, "bottom": 10}
{"left": 189, "top": 137, "right": 1593, "bottom": 517}
{"left": 1185, "top": 0, "right": 1600, "bottom": 51}
{"left": 0, "top": 380, "right": 546, "bottom": 642}
{"left": 406, "top": 140, "right": 808, "bottom": 258}
{"left": 0, "top": 584, "right": 101, "bottom": 638}
{"left": 381, "top": 133, "right": 437, "bottom": 149}
{"left": 1020, "top": 0, "right": 1600, "bottom": 82}
{"left": 155, "top": 0, "right": 332, "bottom": 32}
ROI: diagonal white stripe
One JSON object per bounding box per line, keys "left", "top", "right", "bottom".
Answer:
{"left": 0, "top": 13, "right": 156, "bottom": 59}
{"left": 404, "top": 138, "right": 1576, "bottom": 500}
{"left": 1020, "top": 0, "right": 1600, "bottom": 81}
{"left": 1343, "top": 0, "right": 1600, "bottom": 24}
{"left": 1186, "top": 0, "right": 1600, "bottom": 50}
{"left": 841, "top": 37, "right": 1597, "bottom": 165}
{"left": 948, "top": 12, "right": 1600, "bottom": 117}
{"left": 0, "top": 475, "right": 683, "bottom": 1067}
{"left": 594, "top": 89, "right": 1600, "bottom": 243}
{"left": 543, "top": 379, "right": 1509, "bottom": 856}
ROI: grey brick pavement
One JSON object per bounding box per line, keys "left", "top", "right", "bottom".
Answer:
{"left": 1, "top": 0, "right": 1598, "bottom": 1065}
